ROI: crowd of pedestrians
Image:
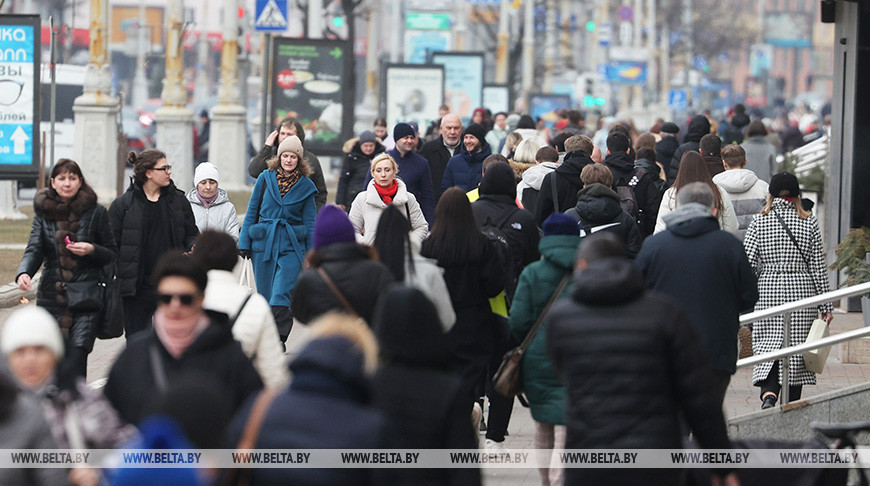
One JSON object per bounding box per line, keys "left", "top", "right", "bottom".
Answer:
{"left": 0, "top": 104, "right": 834, "bottom": 486}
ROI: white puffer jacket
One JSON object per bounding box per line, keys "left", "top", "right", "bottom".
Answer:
{"left": 654, "top": 184, "right": 739, "bottom": 235}
{"left": 713, "top": 169, "right": 770, "bottom": 241}
{"left": 187, "top": 188, "right": 240, "bottom": 242}
{"left": 405, "top": 241, "right": 455, "bottom": 331}
{"left": 348, "top": 178, "right": 428, "bottom": 247}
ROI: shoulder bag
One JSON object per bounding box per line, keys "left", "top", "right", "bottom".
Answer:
{"left": 772, "top": 209, "right": 830, "bottom": 374}
{"left": 95, "top": 262, "right": 124, "bottom": 339}
{"left": 493, "top": 273, "right": 571, "bottom": 397}
{"left": 222, "top": 388, "right": 279, "bottom": 486}
{"left": 316, "top": 267, "right": 360, "bottom": 318}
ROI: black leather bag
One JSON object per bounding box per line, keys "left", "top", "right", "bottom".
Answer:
{"left": 95, "top": 263, "right": 124, "bottom": 339}
{"left": 63, "top": 280, "right": 104, "bottom": 312}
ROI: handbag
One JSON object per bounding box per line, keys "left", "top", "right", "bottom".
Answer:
{"left": 493, "top": 273, "right": 571, "bottom": 397}
{"left": 316, "top": 267, "right": 360, "bottom": 317}
{"left": 63, "top": 280, "right": 104, "bottom": 312}
{"left": 95, "top": 263, "right": 124, "bottom": 339}
{"left": 236, "top": 256, "right": 257, "bottom": 293}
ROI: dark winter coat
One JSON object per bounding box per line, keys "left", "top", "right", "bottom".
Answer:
{"left": 721, "top": 113, "right": 750, "bottom": 145}
{"left": 372, "top": 284, "right": 481, "bottom": 486}
{"left": 364, "top": 148, "right": 436, "bottom": 226}
{"left": 565, "top": 184, "right": 643, "bottom": 258}
{"left": 604, "top": 151, "right": 662, "bottom": 237}
{"left": 419, "top": 135, "right": 459, "bottom": 200}
{"left": 108, "top": 180, "right": 199, "bottom": 297}
{"left": 248, "top": 142, "right": 328, "bottom": 210}
{"left": 103, "top": 311, "right": 264, "bottom": 426}
{"left": 441, "top": 142, "right": 492, "bottom": 193}
{"left": 17, "top": 188, "right": 116, "bottom": 350}
{"left": 547, "top": 258, "right": 732, "bottom": 486}
{"left": 656, "top": 135, "right": 680, "bottom": 171}
{"left": 508, "top": 234, "right": 580, "bottom": 425}
{"left": 635, "top": 213, "right": 758, "bottom": 374}
{"left": 336, "top": 140, "right": 384, "bottom": 208}
{"left": 669, "top": 115, "right": 711, "bottom": 184}
{"left": 292, "top": 242, "right": 395, "bottom": 325}
{"left": 535, "top": 149, "right": 595, "bottom": 225}
{"left": 226, "top": 336, "right": 386, "bottom": 486}
{"left": 634, "top": 156, "right": 668, "bottom": 196}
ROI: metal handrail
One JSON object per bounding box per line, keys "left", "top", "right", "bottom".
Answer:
{"left": 735, "top": 281, "right": 870, "bottom": 406}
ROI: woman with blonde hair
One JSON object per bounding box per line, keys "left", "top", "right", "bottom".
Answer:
{"left": 744, "top": 172, "right": 832, "bottom": 409}
{"left": 500, "top": 130, "right": 524, "bottom": 159}
{"left": 509, "top": 138, "right": 540, "bottom": 182}
{"left": 348, "top": 152, "right": 428, "bottom": 247}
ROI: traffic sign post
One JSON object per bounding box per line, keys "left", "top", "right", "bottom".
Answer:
{"left": 254, "top": 0, "right": 288, "bottom": 32}
{"left": 0, "top": 15, "right": 39, "bottom": 180}
{"left": 668, "top": 89, "right": 688, "bottom": 111}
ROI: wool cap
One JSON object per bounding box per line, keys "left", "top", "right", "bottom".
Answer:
{"left": 277, "top": 135, "right": 304, "bottom": 160}
{"left": 463, "top": 123, "right": 487, "bottom": 143}
{"left": 393, "top": 123, "right": 416, "bottom": 142}
{"left": 193, "top": 162, "right": 220, "bottom": 186}
{"left": 505, "top": 113, "right": 521, "bottom": 131}
{"left": 661, "top": 122, "right": 679, "bottom": 134}
{"left": 0, "top": 306, "right": 64, "bottom": 358}
{"left": 543, "top": 213, "right": 580, "bottom": 237}
{"left": 358, "top": 130, "right": 377, "bottom": 145}
{"left": 769, "top": 172, "right": 801, "bottom": 198}
{"left": 313, "top": 204, "right": 356, "bottom": 249}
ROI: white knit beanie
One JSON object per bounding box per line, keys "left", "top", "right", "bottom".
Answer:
{"left": 194, "top": 162, "right": 220, "bottom": 187}
{"left": 0, "top": 306, "right": 64, "bottom": 358}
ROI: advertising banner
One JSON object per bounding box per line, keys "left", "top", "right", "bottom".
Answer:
{"left": 404, "top": 31, "right": 451, "bottom": 64}
{"left": 763, "top": 12, "right": 811, "bottom": 48}
{"left": 604, "top": 60, "right": 647, "bottom": 85}
{"left": 383, "top": 64, "right": 444, "bottom": 134}
{"left": 270, "top": 37, "right": 354, "bottom": 156}
{"left": 0, "top": 15, "right": 39, "bottom": 179}
{"left": 430, "top": 52, "right": 483, "bottom": 124}
{"left": 482, "top": 84, "right": 510, "bottom": 114}
{"left": 529, "top": 93, "right": 571, "bottom": 129}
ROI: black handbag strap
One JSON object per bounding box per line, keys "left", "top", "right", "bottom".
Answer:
{"left": 149, "top": 344, "right": 169, "bottom": 395}
{"left": 550, "top": 172, "right": 560, "bottom": 213}
{"left": 316, "top": 267, "right": 359, "bottom": 317}
{"left": 517, "top": 273, "right": 571, "bottom": 354}
{"left": 772, "top": 208, "right": 821, "bottom": 296}
{"left": 229, "top": 292, "right": 254, "bottom": 328}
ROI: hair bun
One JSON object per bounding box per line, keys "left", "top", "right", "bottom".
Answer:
{"left": 127, "top": 151, "right": 137, "bottom": 166}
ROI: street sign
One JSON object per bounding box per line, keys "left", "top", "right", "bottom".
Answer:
{"left": 254, "top": 0, "right": 288, "bottom": 32}
{"left": 617, "top": 5, "right": 634, "bottom": 22}
{"left": 668, "top": 89, "right": 688, "bottom": 111}
{"left": 598, "top": 23, "right": 612, "bottom": 47}
{"left": 406, "top": 12, "right": 452, "bottom": 31}
{"left": 0, "top": 15, "right": 39, "bottom": 179}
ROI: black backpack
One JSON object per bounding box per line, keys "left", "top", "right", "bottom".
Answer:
{"left": 617, "top": 168, "right": 648, "bottom": 226}
{"left": 480, "top": 206, "right": 522, "bottom": 308}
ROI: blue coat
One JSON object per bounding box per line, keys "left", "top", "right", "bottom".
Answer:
{"left": 441, "top": 142, "right": 492, "bottom": 193}
{"left": 239, "top": 171, "right": 317, "bottom": 307}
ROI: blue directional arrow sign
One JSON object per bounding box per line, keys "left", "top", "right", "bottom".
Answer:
{"left": 254, "top": 0, "right": 288, "bottom": 32}
{"left": 0, "top": 15, "right": 39, "bottom": 178}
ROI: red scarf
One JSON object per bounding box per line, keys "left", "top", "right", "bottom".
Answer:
{"left": 374, "top": 180, "right": 399, "bottom": 205}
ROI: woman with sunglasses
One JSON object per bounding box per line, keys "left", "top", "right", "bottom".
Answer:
{"left": 108, "top": 150, "right": 199, "bottom": 338}
{"left": 103, "top": 252, "right": 262, "bottom": 426}
{"left": 16, "top": 158, "right": 116, "bottom": 383}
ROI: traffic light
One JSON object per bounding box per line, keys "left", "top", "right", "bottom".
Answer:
{"left": 332, "top": 16, "right": 345, "bottom": 28}
{"left": 586, "top": 20, "right": 595, "bottom": 32}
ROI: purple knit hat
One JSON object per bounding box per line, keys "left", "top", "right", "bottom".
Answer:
{"left": 313, "top": 204, "right": 356, "bottom": 249}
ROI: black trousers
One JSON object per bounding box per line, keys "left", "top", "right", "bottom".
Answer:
{"left": 480, "top": 316, "right": 514, "bottom": 443}
{"left": 758, "top": 361, "right": 803, "bottom": 402}
{"left": 271, "top": 305, "right": 293, "bottom": 343}
{"left": 122, "top": 286, "right": 157, "bottom": 338}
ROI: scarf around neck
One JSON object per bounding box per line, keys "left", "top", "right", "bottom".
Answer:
{"left": 196, "top": 190, "right": 219, "bottom": 208}
{"left": 276, "top": 165, "right": 301, "bottom": 196}
{"left": 375, "top": 179, "right": 399, "bottom": 205}
{"left": 153, "top": 308, "right": 210, "bottom": 359}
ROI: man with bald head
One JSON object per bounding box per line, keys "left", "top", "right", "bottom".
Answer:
{"left": 420, "top": 113, "right": 463, "bottom": 200}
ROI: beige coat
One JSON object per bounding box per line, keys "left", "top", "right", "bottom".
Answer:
{"left": 348, "top": 178, "right": 429, "bottom": 247}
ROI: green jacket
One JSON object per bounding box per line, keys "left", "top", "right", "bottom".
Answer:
{"left": 508, "top": 234, "right": 581, "bottom": 425}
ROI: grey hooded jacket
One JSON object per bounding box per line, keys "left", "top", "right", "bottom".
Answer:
{"left": 187, "top": 188, "right": 240, "bottom": 242}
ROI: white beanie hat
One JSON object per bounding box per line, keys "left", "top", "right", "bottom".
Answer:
{"left": 0, "top": 306, "right": 64, "bottom": 358}
{"left": 194, "top": 162, "right": 220, "bottom": 187}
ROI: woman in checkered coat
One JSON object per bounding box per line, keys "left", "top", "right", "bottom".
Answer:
{"left": 743, "top": 173, "right": 833, "bottom": 409}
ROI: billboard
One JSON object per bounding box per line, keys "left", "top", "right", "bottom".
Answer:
{"left": 763, "top": 12, "right": 811, "bottom": 48}
{"left": 404, "top": 31, "right": 451, "bottom": 64}
{"left": 482, "top": 84, "right": 510, "bottom": 114}
{"left": 0, "top": 15, "right": 39, "bottom": 179}
{"left": 604, "top": 61, "right": 648, "bottom": 85}
{"left": 529, "top": 93, "right": 571, "bottom": 129}
{"left": 430, "top": 52, "right": 483, "bottom": 124}
{"left": 383, "top": 64, "right": 444, "bottom": 134}
{"left": 270, "top": 37, "right": 354, "bottom": 157}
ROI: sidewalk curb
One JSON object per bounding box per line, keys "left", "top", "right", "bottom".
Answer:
{"left": 0, "top": 273, "right": 38, "bottom": 309}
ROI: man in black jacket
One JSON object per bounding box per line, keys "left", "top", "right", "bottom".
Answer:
{"left": 635, "top": 182, "right": 758, "bottom": 406}
{"left": 656, "top": 121, "right": 680, "bottom": 170}
{"left": 603, "top": 131, "right": 662, "bottom": 237}
{"left": 419, "top": 114, "right": 463, "bottom": 201}
{"left": 548, "top": 233, "right": 736, "bottom": 486}
{"left": 248, "top": 117, "right": 328, "bottom": 210}
{"left": 669, "top": 114, "right": 711, "bottom": 184}
{"left": 534, "top": 135, "right": 595, "bottom": 225}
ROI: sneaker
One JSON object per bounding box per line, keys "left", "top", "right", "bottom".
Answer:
{"left": 485, "top": 439, "right": 506, "bottom": 451}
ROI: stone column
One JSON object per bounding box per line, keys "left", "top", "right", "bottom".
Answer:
{"left": 210, "top": 0, "right": 248, "bottom": 191}
{"left": 155, "top": 0, "right": 194, "bottom": 191}
{"left": 73, "top": 0, "right": 120, "bottom": 201}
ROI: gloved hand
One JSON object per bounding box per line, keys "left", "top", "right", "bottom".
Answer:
{"left": 239, "top": 249, "right": 252, "bottom": 260}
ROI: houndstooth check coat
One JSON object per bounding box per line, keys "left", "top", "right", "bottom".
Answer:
{"left": 743, "top": 198, "right": 832, "bottom": 386}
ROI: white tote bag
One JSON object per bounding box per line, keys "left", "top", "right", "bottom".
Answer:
{"left": 802, "top": 318, "right": 830, "bottom": 374}
{"left": 235, "top": 255, "right": 257, "bottom": 293}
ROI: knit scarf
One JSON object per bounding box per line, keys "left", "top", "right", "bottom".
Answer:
{"left": 196, "top": 190, "right": 218, "bottom": 208}
{"left": 276, "top": 165, "right": 301, "bottom": 196}
{"left": 153, "top": 308, "right": 210, "bottom": 359}
{"left": 375, "top": 180, "right": 399, "bottom": 205}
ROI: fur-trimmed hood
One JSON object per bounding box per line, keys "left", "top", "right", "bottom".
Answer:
{"left": 509, "top": 159, "right": 536, "bottom": 181}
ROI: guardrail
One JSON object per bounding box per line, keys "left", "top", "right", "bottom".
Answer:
{"left": 736, "top": 281, "right": 870, "bottom": 405}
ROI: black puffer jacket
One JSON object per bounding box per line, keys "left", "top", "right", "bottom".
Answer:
{"left": 669, "top": 115, "right": 711, "bottom": 184}
{"left": 656, "top": 135, "right": 679, "bottom": 171}
{"left": 547, "top": 258, "right": 732, "bottom": 485}
{"left": 292, "top": 242, "right": 395, "bottom": 325}
{"left": 17, "top": 187, "right": 116, "bottom": 349}
{"left": 336, "top": 141, "right": 385, "bottom": 208}
{"left": 535, "top": 149, "right": 595, "bottom": 225}
{"left": 419, "top": 135, "right": 455, "bottom": 201}
{"left": 604, "top": 152, "right": 662, "bottom": 237}
{"left": 564, "top": 184, "right": 642, "bottom": 258}
{"left": 108, "top": 180, "right": 199, "bottom": 297}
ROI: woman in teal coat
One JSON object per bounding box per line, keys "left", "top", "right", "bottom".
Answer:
{"left": 508, "top": 213, "right": 581, "bottom": 486}
{"left": 239, "top": 135, "right": 317, "bottom": 344}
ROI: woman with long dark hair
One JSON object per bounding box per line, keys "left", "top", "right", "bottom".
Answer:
{"left": 17, "top": 159, "right": 116, "bottom": 381}
{"left": 420, "top": 188, "right": 504, "bottom": 409}
{"left": 109, "top": 149, "right": 199, "bottom": 337}
{"left": 654, "top": 151, "right": 738, "bottom": 234}
{"left": 744, "top": 172, "right": 832, "bottom": 408}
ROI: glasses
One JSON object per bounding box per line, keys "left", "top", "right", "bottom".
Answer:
{"left": 152, "top": 165, "right": 172, "bottom": 172}
{"left": 157, "top": 293, "right": 196, "bottom": 306}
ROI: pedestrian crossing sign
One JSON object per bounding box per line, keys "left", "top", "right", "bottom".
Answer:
{"left": 255, "top": 0, "right": 288, "bottom": 32}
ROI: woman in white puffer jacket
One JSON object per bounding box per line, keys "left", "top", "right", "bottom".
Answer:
{"left": 187, "top": 162, "right": 240, "bottom": 242}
